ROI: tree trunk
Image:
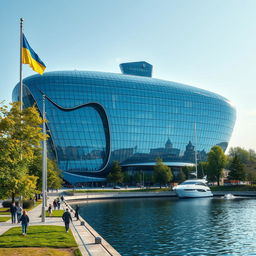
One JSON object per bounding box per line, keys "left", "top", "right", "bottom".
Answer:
{"left": 12, "top": 193, "right": 15, "bottom": 203}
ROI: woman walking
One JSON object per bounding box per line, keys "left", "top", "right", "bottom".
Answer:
{"left": 20, "top": 210, "right": 29, "bottom": 235}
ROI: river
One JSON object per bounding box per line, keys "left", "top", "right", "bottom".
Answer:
{"left": 78, "top": 197, "right": 256, "bottom": 255}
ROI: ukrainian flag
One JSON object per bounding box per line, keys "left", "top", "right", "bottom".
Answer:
{"left": 22, "top": 34, "right": 46, "bottom": 75}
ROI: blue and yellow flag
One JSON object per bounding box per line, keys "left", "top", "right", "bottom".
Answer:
{"left": 22, "top": 34, "right": 46, "bottom": 75}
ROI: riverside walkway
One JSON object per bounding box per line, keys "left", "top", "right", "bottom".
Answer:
{"left": 0, "top": 197, "right": 120, "bottom": 256}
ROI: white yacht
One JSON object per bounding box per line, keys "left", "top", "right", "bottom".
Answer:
{"left": 173, "top": 179, "right": 213, "bottom": 198}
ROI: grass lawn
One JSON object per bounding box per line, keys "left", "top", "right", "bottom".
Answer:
{"left": 0, "top": 248, "right": 81, "bottom": 256}
{"left": 46, "top": 210, "right": 64, "bottom": 217}
{"left": 0, "top": 217, "right": 10, "bottom": 222}
{"left": 0, "top": 225, "right": 77, "bottom": 248}
{"left": 0, "top": 207, "right": 9, "bottom": 212}
{"left": 0, "top": 208, "right": 10, "bottom": 215}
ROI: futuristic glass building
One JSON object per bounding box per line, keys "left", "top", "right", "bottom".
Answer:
{"left": 13, "top": 61, "right": 236, "bottom": 184}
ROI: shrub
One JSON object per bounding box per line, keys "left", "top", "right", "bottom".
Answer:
{"left": 2, "top": 201, "right": 13, "bottom": 208}
{"left": 22, "top": 200, "right": 34, "bottom": 209}
{"left": 74, "top": 249, "right": 82, "bottom": 256}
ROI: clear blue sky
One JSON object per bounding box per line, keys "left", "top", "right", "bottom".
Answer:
{"left": 1, "top": 0, "right": 255, "bottom": 151}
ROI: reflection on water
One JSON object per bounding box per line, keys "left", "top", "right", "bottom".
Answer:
{"left": 78, "top": 197, "right": 256, "bottom": 256}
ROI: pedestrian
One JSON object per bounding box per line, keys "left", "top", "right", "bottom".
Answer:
{"left": 62, "top": 208, "right": 72, "bottom": 232}
{"left": 10, "top": 202, "right": 17, "bottom": 224}
{"left": 53, "top": 200, "right": 57, "bottom": 210}
{"left": 57, "top": 199, "right": 61, "bottom": 210}
{"left": 48, "top": 204, "right": 53, "bottom": 216}
{"left": 61, "top": 195, "right": 64, "bottom": 202}
{"left": 20, "top": 210, "right": 29, "bottom": 235}
{"left": 74, "top": 205, "right": 80, "bottom": 221}
{"left": 16, "top": 204, "right": 23, "bottom": 223}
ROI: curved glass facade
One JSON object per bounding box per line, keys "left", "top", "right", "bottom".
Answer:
{"left": 13, "top": 62, "right": 236, "bottom": 184}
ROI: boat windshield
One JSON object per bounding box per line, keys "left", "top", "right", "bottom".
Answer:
{"left": 180, "top": 181, "right": 207, "bottom": 186}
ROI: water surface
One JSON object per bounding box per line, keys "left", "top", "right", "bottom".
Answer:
{"left": 78, "top": 197, "right": 256, "bottom": 255}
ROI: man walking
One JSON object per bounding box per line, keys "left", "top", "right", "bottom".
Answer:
{"left": 74, "top": 205, "right": 80, "bottom": 221}
{"left": 62, "top": 208, "right": 72, "bottom": 232}
{"left": 10, "top": 203, "right": 17, "bottom": 224}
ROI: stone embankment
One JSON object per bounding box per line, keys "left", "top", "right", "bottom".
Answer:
{"left": 64, "top": 190, "right": 256, "bottom": 203}
{"left": 64, "top": 191, "right": 176, "bottom": 203}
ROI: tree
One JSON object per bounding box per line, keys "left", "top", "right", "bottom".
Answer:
{"left": 249, "top": 149, "right": 256, "bottom": 163}
{"left": 28, "top": 151, "right": 63, "bottom": 192}
{"left": 107, "top": 161, "right": 124, "bottom": 184}
{"left": 182, "top": 166, "right": 194, "bottom": 180}
{"left": 198, "top": 162, "right": 208, "bottom": 178}
{"left": 0, "top": 102, "right": 46, "bottom": 201}
{"left": 228, "top": 155, "right": 245, "bottom": 181}
{"left": 207, "top": 146, "right": 227, "bottom": 186}
{"left": 153, "top": 158, "right": 173, "bottom": 188}
{"left": 246, "top": 169, "right": 256, "bottom": 184}
{"left": 176, "top": 169, "right": 186, "bottom": 183}
{"left": 229, "top": 147, "right": 250, "bottom": 164}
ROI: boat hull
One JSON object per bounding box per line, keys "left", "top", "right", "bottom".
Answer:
{"left": 175, "top": 189, "right": 213, "bottom": 198}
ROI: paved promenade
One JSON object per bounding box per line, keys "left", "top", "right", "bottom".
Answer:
{"left": 0, "top": 197, "right": 120, "bottom": 256}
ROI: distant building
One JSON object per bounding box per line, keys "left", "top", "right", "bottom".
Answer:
{"left": 13, "top": 61, "right": 236, "bottom": 184}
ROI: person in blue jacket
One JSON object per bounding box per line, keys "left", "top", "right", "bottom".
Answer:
{"left": 20, "top": 210, "right": 29, "bottom": 235}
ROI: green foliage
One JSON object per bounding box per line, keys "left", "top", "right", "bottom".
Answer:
{"left": 2, "top": 201, "right": 13, "bottom": 208}
{"left": 22, "top": 200, "right": 35, "bottom": 209}
{"left": 198, "top": 162, "right": 208, "bottom": 178}
{"left": 229, "top": 147, "right": 251, "bottom": 164}
{"left": 74, "top": 248, "right": 83, "bottom": 256}
{"left": 0, "top": 225, "right": 77, "bottom": 248}
{"left": 248, "top": 149, "right": 256, "bottom": 162}
{"left": 228, "top": 155, "right": 245, "bottom": 181}
{"left": 153, "top": 158, "right": 173, "bottom": 187}
{"left": 0, "top": 102, "right": 47, "bottom": 200}
{"left": 246, "top": 169, "right": 256, "bottom": 183}
{"left": 207, "top": 146, "right": 227, "bottom": 186}
{"left": 3, "top": 200, "right": 35, "bottom": 210}
{"left": 182, "top": 166, "right": 194, "bottom": 180}
{"left": 107, "top": 161, "right": 124, "bottom": 184}
{"left": 176, "top": 170, "right": 186, "bottom": 183}
{"left": 29, "top": 153, "right": 63, "bottom": 192}
{"left": 228, "top": 147, "right": 256, "bottom": 183}
{"left": 123, "top": 171, "right": 131, "bottom": 183}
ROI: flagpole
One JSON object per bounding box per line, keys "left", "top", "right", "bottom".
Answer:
{"left": 19, "top": 18, "right": 23, "bottom": 111}
{"left": 19, "top": 18, "right": 24, "bottom": 205}
{"left": 41, "top": 94, "right": 47, "bottom": 222}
